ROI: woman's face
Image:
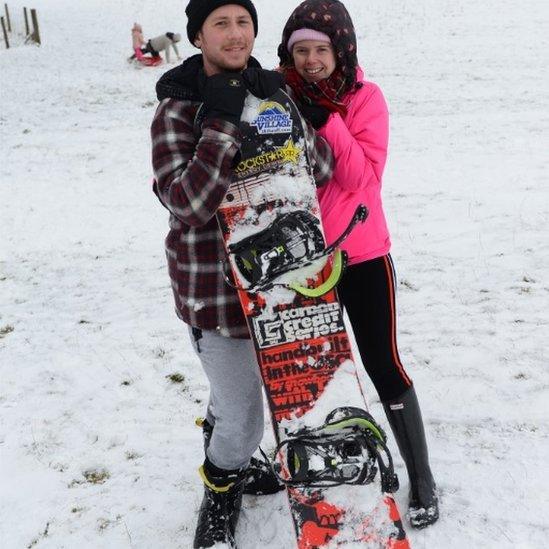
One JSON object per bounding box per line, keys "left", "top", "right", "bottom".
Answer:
{"left": 292, "top": 40, "right": 336, "bottom": 83}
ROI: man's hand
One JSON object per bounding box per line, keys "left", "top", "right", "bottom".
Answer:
{"left": 242, "top": 68, "right": 284, "bottom": 99}
{"left": 202, "top": 73, "right": 248, "bottom": 126}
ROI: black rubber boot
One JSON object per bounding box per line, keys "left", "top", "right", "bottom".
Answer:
{"left": 382, "top": 386, "right": 439, "bottom": 528}
{"left": 193, "top": 458, "right": 245, "bottom": 549}
{"left": 197, "top": 417, "right": 284, "bottom": 496}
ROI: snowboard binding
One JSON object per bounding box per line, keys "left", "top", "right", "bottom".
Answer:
{"left": 273, "top": 407, "right": 399, "bottom": 494}
{"left": 224, "top": 205, "right": 368, "bottom": 296}
{"left": 230, "top": 210, "right": 324, "bottom": 285}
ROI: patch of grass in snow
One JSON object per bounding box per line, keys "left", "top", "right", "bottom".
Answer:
{"left": 50, "top": 461, "right": 68, "bottom": 473}
{"left": 125, "top": 450, "right": 142, "bottom": 461}
{"left": 153, "top": 346, "right": 166, "bottom": 358}
{"left": 69, "top": 467, "right": 110, "bottom": 486}
{"left": 166, "top": 372, "right": 185, "bottom": 384}
{"left": 27, "top": 522, "right": 50, "bottom": 548}
{"left": 400, "top": 279, "right": 419, "bottom": 291}
{"left": 97, "top": 515, "right": 122, "bottom": 532}
{"left": 0, "top": 324, "right": 14, "bottom": 338}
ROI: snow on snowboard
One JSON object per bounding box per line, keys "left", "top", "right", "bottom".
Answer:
{"left": 216, "top": 89, "right": 409, "bottom": 548}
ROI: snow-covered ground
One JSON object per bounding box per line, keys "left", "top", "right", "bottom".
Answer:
{"left": 1, "top": 0, "right": 548, "bottom": 547}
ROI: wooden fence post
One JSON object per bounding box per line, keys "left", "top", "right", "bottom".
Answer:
{"left": 30, "top": 8, "right": 40, "bottom": 44}
{"left": 1, "top": 15, "right": 9, "bottom": 48}
{"left": 4, "top": 3, "right": 10, "bottom": 32}
{"left": 24, "top": 7, "right": 29, "bottom": 36}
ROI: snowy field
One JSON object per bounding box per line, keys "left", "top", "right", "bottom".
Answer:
{"left": 1, "top": 0, "right": 548, "bottom": 547}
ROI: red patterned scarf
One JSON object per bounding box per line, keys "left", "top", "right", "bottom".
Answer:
{"left": 283, "top": 66, "right": 349, "bottom": 118}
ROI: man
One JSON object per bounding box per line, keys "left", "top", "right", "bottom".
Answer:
{"left": 151, "top": 1, "right": 333, "bottom": 546}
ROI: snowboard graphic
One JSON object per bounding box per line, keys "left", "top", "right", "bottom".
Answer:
{"left": 217, "top": 89, "right": 410, "bottom": 548}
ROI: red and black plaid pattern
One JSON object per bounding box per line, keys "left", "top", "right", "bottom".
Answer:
{"left": 151, "top": 96, "right": 333, "bottom": 337}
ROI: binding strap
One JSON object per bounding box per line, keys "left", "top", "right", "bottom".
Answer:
{"left": 289, "top": 249, "right": 347, "bottom": 297}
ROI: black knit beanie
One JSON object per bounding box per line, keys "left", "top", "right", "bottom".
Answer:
{"left": 277, "top": 0, "right": 358, "bottom": 92}
{"left": 186, "top": 0, "right": 259, "bottom": 45}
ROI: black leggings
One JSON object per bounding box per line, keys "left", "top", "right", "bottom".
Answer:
{"left": 337, "top": 254, "right": 412, "bottom": 402}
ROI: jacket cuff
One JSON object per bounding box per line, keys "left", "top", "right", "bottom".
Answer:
{"left": 318, "top": 111, "right": 344, "bottom": 139}
{"left": 201, "top": 118, "right": 241, "bottom": 142}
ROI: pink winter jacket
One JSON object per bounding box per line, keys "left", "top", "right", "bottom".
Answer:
{"left": 316, "top": 67, "right": 390, "bottom": 265}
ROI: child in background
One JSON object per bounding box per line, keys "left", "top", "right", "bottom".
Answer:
{"left": 130, "top": 22, "right": 146, "bottom": 61}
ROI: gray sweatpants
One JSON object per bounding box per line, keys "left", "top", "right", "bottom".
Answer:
{"left": 188, "top": 326, "right": 264, "bottom": 470}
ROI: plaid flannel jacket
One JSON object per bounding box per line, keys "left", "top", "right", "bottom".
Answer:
{"left": 151, "top": 96, "right": 333, "bottom": 337}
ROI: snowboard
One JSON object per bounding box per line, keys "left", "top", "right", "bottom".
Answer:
{"left": 216, "top": 89, "right": 410, "bottom": 548}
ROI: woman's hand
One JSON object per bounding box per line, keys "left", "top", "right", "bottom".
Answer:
{"left": 298, "top": 102, "right": 330, "bottom": 129}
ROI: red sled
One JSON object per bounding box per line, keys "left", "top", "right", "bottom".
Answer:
{"left": 139, "top": 56, "right": 162, "bottom": 67}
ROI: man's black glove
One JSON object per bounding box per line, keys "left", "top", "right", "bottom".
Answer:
{"left": 298, "top": 101, "right": 330, "bottom": 130}
{"left": 202, "top": 73, "right": 247, "bottom": 126}
{"left": 242, "top": 68, "right": 284, "bottom": 99}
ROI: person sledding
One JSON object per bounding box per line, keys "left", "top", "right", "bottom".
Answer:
{"left": 129, "top": 24, "right": 182, "bottom": 66}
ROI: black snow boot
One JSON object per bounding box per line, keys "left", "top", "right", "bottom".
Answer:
{"left": 382, "top": 386, "right": 439, "bottom": 529}
{"left": 197, "top": 417, "right": 284, "bottom": 496}
{"left": 193, "top": 458, "right": 245, "bottom": 549}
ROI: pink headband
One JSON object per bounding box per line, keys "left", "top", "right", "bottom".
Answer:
{"left": 287, "top": 29, "right": 331, "bottom": 53}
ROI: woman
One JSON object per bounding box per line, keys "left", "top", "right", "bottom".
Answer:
{"left": 278, "top": 0, "right": 439, "bottom": 528}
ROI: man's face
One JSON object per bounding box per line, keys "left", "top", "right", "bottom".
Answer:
{"left": 195, "top": 4, "right": 255, "bottom": 75}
